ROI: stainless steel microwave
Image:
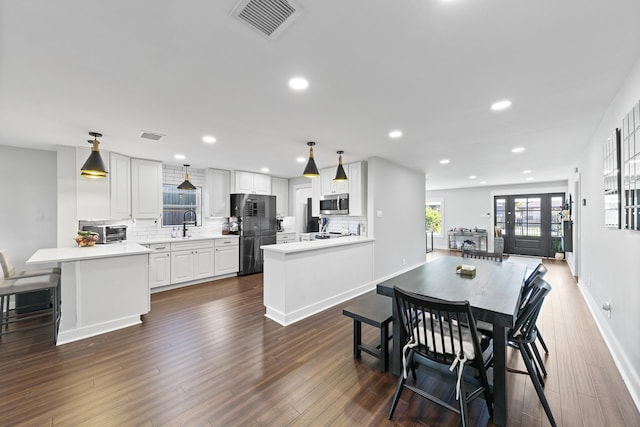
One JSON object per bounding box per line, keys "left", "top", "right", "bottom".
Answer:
{"left": 82, "top": 225, "right": 127, "bottom": 244}
{"left": 320, "top": 194, "right": 349, "bottom": 215}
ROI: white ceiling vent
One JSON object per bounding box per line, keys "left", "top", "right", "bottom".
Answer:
{"left": 231, "top": 0, "right": 303, "bottom": 40}
{"left": 140, "top": 131, "right": 165, "bottom": 141}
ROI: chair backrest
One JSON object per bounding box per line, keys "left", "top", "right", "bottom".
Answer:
{"left": 523, "top": 263, "right": 548, "bottom": 288}
{"left": 462, "top": 249, "right": 503, "bottom": 262}
{"left": 393, "top": 286, "right": 484, "bottom": 367}
{"left": 0, "top": 249, "right": 15, "bottom": 279}
{"left": 510, "top": 276, "right": 552, "bottom": 343}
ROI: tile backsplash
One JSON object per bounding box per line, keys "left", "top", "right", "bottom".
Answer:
{"left": 321, "top": 215, "right": 368, "bottom": 235}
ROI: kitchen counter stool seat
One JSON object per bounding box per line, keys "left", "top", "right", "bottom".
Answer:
{"left": 0, "top": 249, "right": 60, "bottom": 279}
{"left": 342, "top": 292, "right": 393, "bottom": 372}
{"left": 0, "top": 273, "right": 61, "bottom": 344}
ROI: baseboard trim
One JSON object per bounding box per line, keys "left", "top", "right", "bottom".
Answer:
{"left": 577, "top": 279, "right": 640, "bottom": 412}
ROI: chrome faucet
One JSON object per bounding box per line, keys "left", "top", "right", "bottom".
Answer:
{"left": 183, "top": 209, "right": 197, "bottom": 238}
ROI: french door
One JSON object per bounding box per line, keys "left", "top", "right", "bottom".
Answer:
{"left": 495, "top": 193, "right": 564, "bottom": 257}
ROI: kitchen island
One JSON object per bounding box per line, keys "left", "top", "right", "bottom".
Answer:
{"left": 27, "top": 243, "right": 151, "bottom": 345}
{"left": 262, "top": 236, "right": 375, "bottom": 326}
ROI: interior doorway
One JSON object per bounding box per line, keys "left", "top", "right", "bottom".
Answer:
{"left": 495, "top": 193, "right": 564, "bottom": 257}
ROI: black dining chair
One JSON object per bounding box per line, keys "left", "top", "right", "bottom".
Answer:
{"left": 522, "top": 263, "right": 550, "bottom": 355}
{"left": 506, "top": 276, "right": 557, "bottom": 426}
{"left": 461, "top": 248, "right": 503, "bottom": 262}
{"left": 388, "top": 286, "right": 493, "bottom": 426}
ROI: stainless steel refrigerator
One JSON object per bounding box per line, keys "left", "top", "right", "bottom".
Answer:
{"left": 230, "top": 193, "right": 277, "bottom": 275}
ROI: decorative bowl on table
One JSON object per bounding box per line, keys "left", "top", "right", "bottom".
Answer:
{"left": 74, "top": 231, "right": 99, "bottom": 247}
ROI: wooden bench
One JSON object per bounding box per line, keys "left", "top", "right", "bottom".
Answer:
{"left": 342, "top": 292, "right": 393, "bottom": 372}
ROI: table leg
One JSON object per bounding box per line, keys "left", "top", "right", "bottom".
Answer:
{"left": 493, "top": 325, "right": 508, "bottom": 426}
{"left": 390, "top": 295, "right": 402, "bottom": 376}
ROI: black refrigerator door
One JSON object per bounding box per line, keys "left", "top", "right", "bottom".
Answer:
{"left": 239, "top": 236, "right": 260, "bottom": 275}
{"left": 259, "top": 195, "right": 277, "bottom": 235}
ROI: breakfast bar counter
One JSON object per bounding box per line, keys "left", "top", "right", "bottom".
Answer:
{"left": 262, "top": 237, "right": 375, "bottom": 326}
{"left": 27, "top": 243, "right": 151, "bottom": 345}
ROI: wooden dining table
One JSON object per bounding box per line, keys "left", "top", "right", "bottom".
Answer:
{"left": 376, "top": 255, "right": 527, "bottom": 427}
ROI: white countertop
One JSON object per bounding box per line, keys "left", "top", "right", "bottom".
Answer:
{"left": 130, "top": 234, "right": 239, "bottom": 245}
{"left": 27, "top": 242, "right": 151, "bottom": 265}
{"left": 262, "top": 236, "right": 374, "bottom": 254}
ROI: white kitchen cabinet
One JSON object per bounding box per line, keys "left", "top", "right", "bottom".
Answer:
{"left": 272, "top": 177, "right": 289, "bottom": 216}
{"left": 214, "top": 238, "right": 239, "bottom": 275}
{"left": 148, "top": 243, "right": 171, "bottom": 289}
{"left": 170, "top": 240, "right": 214, "bottom": 284}
{"left": 276, "top": 232, "right": 296, "bottom": 244}
{"left": 206, "top": 168, "right": 230, "bottom": 217}
{"left": 234, "top": 171, "right": 271, "bottom": 195}
{"left": 320, "top": 167, "right": 348, "bottom": 196}
{"left": 109, "top": 152, "right": 131, "bottom": 220}
{"left": 76, "top": 146, "right": 110, "bottom": 220}
{"left": 193, "top": 246, "right": 215, "bottom": 279}
{"left": 348, "top": 161, "right": 367, "bottom": 217}
{"left": 131, "top": 158, "right": 163, "bottom": 219}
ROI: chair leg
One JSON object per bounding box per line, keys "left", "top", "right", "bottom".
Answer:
{"left": 458, "top": 366, "right": 469, "bottom": 427}
{"left": 536, "top": 327, "right": 549, "bottom": 353}
{"left": 380, "top": 322, "right": 389, "bottom": 372}
{"left": 530, "top": 340, "right": 547, "bottom": 377}
{"left": 519, "top": 343, "right": 557, "bottom": 427}
{"left": 388, "top": 370, "right": 407, "bottom": 419}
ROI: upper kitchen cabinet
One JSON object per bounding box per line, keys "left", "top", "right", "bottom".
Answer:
{"left": 131, "top": 158, "right": 162, "bottom": 219}
{"left": 76, "top": 146, "right": 110, "bottom": 220}
{"left": 348, "top": 161, "right": 367, "bottom": 217}
{"left": 109, "top": 152, "right": 131, "bottom": 220}
{"left": 320, "top": 167, "right": 348, "bottom": 196}
{"left": 272, "top": 177, "right": 289, "bottom": 216}
{"left": 234, "top": 171, "right": 271, "bottom": 195}
{"left": 206, "top": 168, "right": 230, "bottom": 217}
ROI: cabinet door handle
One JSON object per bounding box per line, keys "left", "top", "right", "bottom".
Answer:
{"left": 156, "top": 246, "right": 166, "bottom": 250}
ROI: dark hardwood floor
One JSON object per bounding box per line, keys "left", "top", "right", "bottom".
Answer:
{"left": 1, "top": 251, "right": 638, "bottom": 426}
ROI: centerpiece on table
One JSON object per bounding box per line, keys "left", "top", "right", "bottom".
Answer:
{"left": 74, "top": 231, "right": 99, "bottom": 247}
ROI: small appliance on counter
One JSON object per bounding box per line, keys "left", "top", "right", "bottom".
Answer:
{"left": 81, "top": 225, "right": 127, "bottom": 244}
{"left": 276, "top": 215, "right": 284, "bottom": 232}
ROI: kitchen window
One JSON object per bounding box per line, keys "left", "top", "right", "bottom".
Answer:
{"left": 162, "top": 185, "right": 202, "bottom": 227}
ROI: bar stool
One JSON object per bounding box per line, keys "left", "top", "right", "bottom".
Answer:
{"left": 0, "top": 249, "right": 60, "bottom": 280}
{"left": 0, "top": 273, "right": 61, "bottom": 343}
{"left": 342, "top": 292, "right": 393, "bottom": 372}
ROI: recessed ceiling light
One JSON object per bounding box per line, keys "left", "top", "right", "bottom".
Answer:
{"left": 261, "top": 167, "right": 270, "bottom": 173}
{"left": 289, "top": 77, "right": 309, "bottom": 90}
{"left": 512, "top": 147, "right": 525, "bottom": 153}
{"left": 202, "top": 135, "right": 216, "bottom": 144}
{"left": 522, "top": 170, "right": 532, "bottom": 174}
{"left": 491, "top": 100, "right": 512, "bottom": 111}
{"left": 389, "top": 130, "right": 403, "bottom": 139}
{"left": 296, "top": 156, "right": 306, "bottom": 163}
{"left": 439, "top": 159, "right": 450, "bottom": 165}
{"left": 526, "top": 177, "right": 534, "bottom": 181}
{"left": 480, "top": 181, "right": 487, "bottom": 184}
{"left": 174, "top": 154, "right": 186, "bottom": 160}
{"left": 469, "top": 175, "right": 477, "bottom": 179}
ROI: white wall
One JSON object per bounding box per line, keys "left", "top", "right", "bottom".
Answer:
{"left": 368, "top": 157, "right": 426, "bottom": 280}
{"left": 427, "top": 181, "right": 569, "bottom": 252}
{"left": 0, "top": 145, "right": 57, "bottom": 270}
{"left": 577, "top": 54, "right": 640, "bottom": 407}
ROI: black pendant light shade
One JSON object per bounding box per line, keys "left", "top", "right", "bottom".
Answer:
{"left": 333, "top": 150, "right": 348, "bottom": 181}
{"left": 80, "top": 132, "right": 108, "bottom": 178}
{"left": 302, "top": 141, "right": 320, "bottom": 177}
{"left": 178, "top": 164, "right": 196, "bottom": 190}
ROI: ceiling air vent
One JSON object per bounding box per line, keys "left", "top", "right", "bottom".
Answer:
{"left": 140, "top": 131, "right": 165, "bottom": 142}
{"left": 231, "top": 0, "right": 303, "bottom": 40}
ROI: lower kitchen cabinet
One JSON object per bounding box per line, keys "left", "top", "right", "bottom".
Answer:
{"left": 214, "top": 238, "right": 239, "bottom": 276}
{"left": 276, "top": 232, "right": 296, "bottom": 244}
{"left": 148, "top": 243, "right": 171, "bottom": 289}
{"left": 170, "top": 240, "right": 214, "bottom": 284}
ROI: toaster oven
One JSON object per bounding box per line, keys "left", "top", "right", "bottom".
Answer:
{"left": 81, "top": 225, "right": 127, "bottom": 244}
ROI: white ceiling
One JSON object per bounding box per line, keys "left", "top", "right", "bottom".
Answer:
{"left": 1, "top": 0, "right": 639, "bottom": 190}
